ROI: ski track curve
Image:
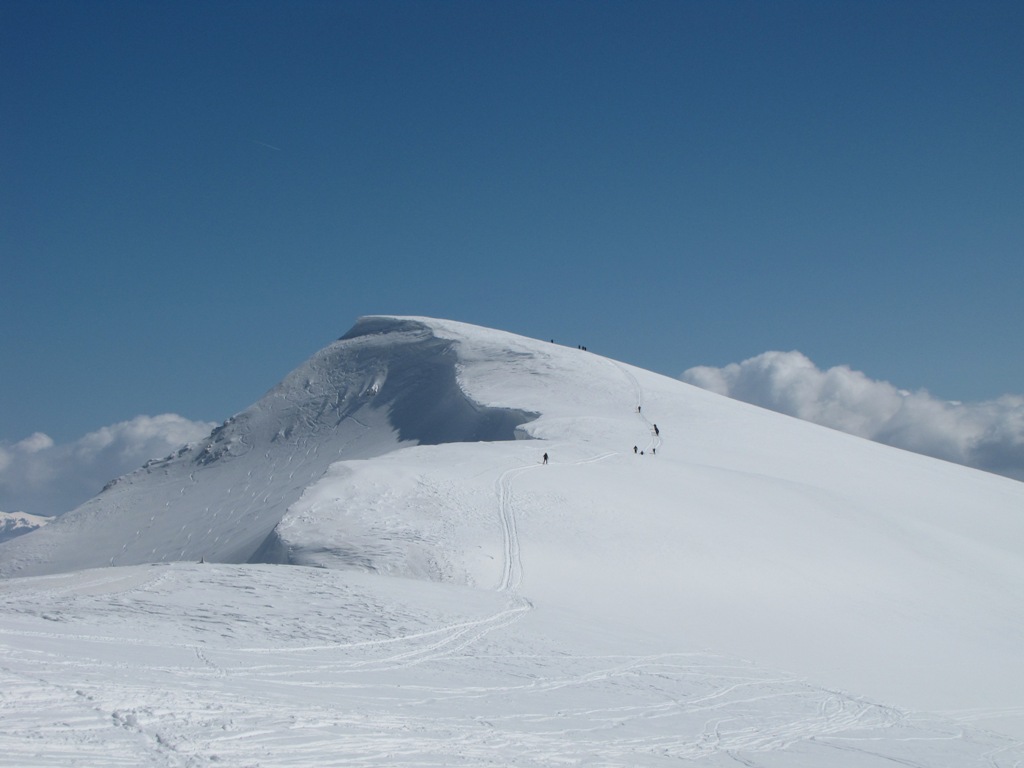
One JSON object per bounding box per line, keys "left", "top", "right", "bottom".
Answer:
{"left": 6, "top": 627, "right": 1021, "bottom": 768}
{"left": 495, "top": 464, "right": 530, "bottom": 594}
{"left": 6, "top": 549, "right": 1024, "bottom": 765}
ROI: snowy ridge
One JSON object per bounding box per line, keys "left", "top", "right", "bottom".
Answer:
{"left": 0, "top": 317, "right": 537, "bottom": 577}
{"left": 2, "top": 315, "right": 1024, "bottom": 765}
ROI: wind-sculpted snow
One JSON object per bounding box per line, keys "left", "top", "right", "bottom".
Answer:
{"left": 0, "top": 318, "right": 536, "bottom": 577}
{"left": 2, "top": 316, "right": 1024, "bottom": 765}
{"left": 339, "top": 317, "right": 537, "bottom": 445}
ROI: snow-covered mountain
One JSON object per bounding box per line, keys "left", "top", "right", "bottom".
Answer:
{"left": 0, "top": 510, "right": 49, "bottom": 544}
{"left": 3, "top": 316, "right": 1024, "bottom": 766}
{"left": 0, "top": 317, "right": 540, "bottom": 576}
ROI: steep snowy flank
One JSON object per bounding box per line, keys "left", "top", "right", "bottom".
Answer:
{"left": 0, "top": 318, "right": 536, "bottom": 577}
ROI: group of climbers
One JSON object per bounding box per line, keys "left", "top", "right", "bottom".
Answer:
{"left": 543, "top": 406, "right": 663, "bottom": 465}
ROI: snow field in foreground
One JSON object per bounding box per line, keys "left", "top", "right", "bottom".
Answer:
{"left": 2, "top": 563, "right": 1022, "bottom": 768}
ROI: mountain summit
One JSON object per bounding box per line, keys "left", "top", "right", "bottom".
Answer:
{"left": 0, "top": 317, "right": 540, "bottom": 576}
{"left": 3, "top": 316, "right": 1024, "bottom": 759}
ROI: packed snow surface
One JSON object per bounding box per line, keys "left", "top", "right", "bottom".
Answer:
{"left": 2, "top": 316, "right": 1024, "bottom": 766}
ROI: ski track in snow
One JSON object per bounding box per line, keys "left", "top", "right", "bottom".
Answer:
{"left": 4, "top": 578, "right": 1021, "bottom": 768}
{"left": 495, "top": 464, "right": 529, "bottom": 594}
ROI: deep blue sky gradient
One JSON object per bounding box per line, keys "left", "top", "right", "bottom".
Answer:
{"left": 3, "top": 0, "right": 1022, "bottom": 441}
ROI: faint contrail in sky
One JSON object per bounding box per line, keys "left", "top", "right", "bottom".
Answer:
{"left": 252, "top": 140, "right": 282, "bottom": 151}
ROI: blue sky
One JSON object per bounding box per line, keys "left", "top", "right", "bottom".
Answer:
{"left": 3, "top": 0, "right": 1023, "bottom": 445}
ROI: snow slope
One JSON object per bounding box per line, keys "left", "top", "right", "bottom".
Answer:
{"left": 2, "top": 316, "right": 1024, "bottom": 766}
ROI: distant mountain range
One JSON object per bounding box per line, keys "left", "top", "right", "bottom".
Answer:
{"left": 0, "top": 510, "right": 49, "bottom": 544}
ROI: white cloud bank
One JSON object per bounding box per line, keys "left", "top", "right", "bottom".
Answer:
{"left": 0, "top": 415, "right": 216, "bottom": 517}
{"left": 682, "top": 351, "right": 1024, "bottom": 483}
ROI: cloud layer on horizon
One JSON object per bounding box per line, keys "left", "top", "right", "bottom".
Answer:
{"left": 682, "top": 351, "right": 1024, "bottom": 482}
{"left": 0, "top": 415, "right": 216, "bottom": 517}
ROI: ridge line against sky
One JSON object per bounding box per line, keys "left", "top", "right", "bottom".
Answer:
{"left": 3, "top": 1, "right": 1022, "bottom": 445}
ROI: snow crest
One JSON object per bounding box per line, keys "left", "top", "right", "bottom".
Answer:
{"left": 0, "top": 318, "right": 537, "bottom": 577}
